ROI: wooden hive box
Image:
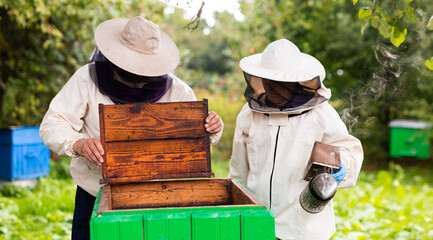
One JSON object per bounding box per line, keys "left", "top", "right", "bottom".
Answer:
{"left": 90, "top": 99, "right": 275, "bottom": 240}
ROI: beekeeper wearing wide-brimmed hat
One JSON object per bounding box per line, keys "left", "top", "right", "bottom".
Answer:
{"left": 40, "top": 16, "right": 223, "bottom": 240}
{"left": 229, "top": 39, "right": 363, "bottom": 240}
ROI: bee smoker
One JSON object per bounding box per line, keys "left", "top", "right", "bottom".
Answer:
{"left": 299, "top": 172, "right": 338, "bottom": 214}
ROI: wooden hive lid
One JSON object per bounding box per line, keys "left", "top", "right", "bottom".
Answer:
{"left": 309, "top": 141, "right": 341, "bottom": 168}
{"left": 98, "top": 99, "right": 213, "bottom": 184}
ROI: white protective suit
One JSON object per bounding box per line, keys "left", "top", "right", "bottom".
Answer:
{"left": 229, "top": 83, "right": 363, "bottom": 239}
{"left": 40, "top": 64, "right": 223, "bottom": 197}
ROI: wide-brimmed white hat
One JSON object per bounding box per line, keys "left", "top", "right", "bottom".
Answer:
{"left": 94, "top": 16, "right": 179, "bottom": 76}
{"left": 240, "top": 39, "right": 325, "bottom": 82}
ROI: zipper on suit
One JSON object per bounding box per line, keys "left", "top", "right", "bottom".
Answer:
{"left": 269, "top": 126, "right": 281, "bottom": 210}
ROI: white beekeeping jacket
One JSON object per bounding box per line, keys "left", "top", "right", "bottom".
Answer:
{"left": 40, "top": 64, "right": 223, "bottom": 197}
{"left": 229, "top": 100, "right": 363, "bottom": 240}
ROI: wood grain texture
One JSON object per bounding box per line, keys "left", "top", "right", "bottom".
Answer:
{"left": 230, "top": 179, "right": 262, "bottom": 205}
{"left": 110, "top": 179, "right": 231, "bottom": 209}
{"left": 100, "top": 172, "right": 214, "bottom": 185}
{"left": 97, "top": 185, "right": 111, "bottom": 213}
{"left": 102, "top": 138, "right": 209, "bottom": 182}
{"left": 101, "top": 101, "right": 207, "bottom": 142}
{"left": 98, "top": 105, "right": 108, "bottom": 181}
{"left": 98, "top": 100, "right": 212, "bottom": 183}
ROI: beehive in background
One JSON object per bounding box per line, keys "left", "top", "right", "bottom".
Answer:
{"left": 389, "top": 119, "right": 431, "bottom": 159}
{"left": 0, "top": 126, "right": 50, "bottom": 181}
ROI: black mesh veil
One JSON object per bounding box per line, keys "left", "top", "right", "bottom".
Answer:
{"left": 243, "top": 72, "right": 328, "bottom": 113}
{"left": 88, "top": 47, "right": 173, "bottom": 104}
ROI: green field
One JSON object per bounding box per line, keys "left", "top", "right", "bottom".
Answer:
{"left": 1, "top": 159, "right": 432, "bottom": 240}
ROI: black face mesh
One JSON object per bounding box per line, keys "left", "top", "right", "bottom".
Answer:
{"left": 243, "top": 72, "right": 328, "bottom": 113}
{"left": 88, "top": 47, "right": 173, "bottom": 104}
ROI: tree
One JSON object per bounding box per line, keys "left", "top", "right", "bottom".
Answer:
{"left": 354, "top": 0, "right": 433, "bottom": 70}
{"left": 0, "top": 0, "right": 166, "bottom": 127}
{"left": 231, "top": 0, "right": 433, "bottom": 164}
{"left": 349, "top": 0, "right": 433, "bottom": 163}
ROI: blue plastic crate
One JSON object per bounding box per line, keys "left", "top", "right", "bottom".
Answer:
{"left": 0, "top": 126, "right": 50, "bottom": 181}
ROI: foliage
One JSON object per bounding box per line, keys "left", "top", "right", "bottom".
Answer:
{"left": 196, "top": 89, "right": 246, "bottom": 161}
{"left": 166, "top": 8, "right": 240, "bottom": 92}
{"left": 425, "top": 57, "right": 433, "bottom": 70}
{"left": 357, "top": 1, "right": 417, "bottom": 48}
{"left": 0, "top": 1, "right": 432, "bottom": 239}
{"left": 1, "top": 158, "right": 433, "bottom": 239}
{"left": 212, "top": 158, "right": 231, "bottom": 178}
{"left": 0, "top": 0, "right": 167, "bottom": 127}
{"left": 234, "top": 0, "right": 433, "bottom": 165}
{"left": 349, "top": 0, "right": 433, "bottom": 164}
{"left": 354, "top": 0, "right": 433, "bottom": 70}
{"left": 185, "top": 11, "right": 238, "bottom": 75}
{"left": 169, "top": 6, "right": 247, "bottom": 151}
{"left": 0, "top": 159, "right": 75, "bottom": 240}
{"left": 332, "top": 162, "right": 433, "bottom": 239}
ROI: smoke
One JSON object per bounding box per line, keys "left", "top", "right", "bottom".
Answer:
{"left": 340, "top": 43, "right": 405, "bottom": 134}
{"left": 370, "top": 44, "right": 404, "bottom": 98}
{"left": 340, "top": 89, "right": 359, "bottom": 133}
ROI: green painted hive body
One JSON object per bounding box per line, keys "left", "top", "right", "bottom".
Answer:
{"left": 90, "top": 179, "right": 275, "bottom": 240}
{"left": 91, "top": 101, "right": 275, "bottom": 240}
{"left": 389, "top": 120, "right": 432, "bottom": 159}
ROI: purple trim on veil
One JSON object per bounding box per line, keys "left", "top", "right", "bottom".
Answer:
{"left": 90, "top": 48, "right": 171, "bottom": 104}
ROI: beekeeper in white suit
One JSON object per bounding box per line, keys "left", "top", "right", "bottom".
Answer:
{"left": 229, "top": 39, "right": 364, "bottom": 240}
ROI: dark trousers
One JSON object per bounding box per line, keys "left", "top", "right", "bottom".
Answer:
{"left": 72, "top": 186, "right": 96, "bottom": 240}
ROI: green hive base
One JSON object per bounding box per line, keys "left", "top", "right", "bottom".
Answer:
{"left": 90, "top": 185, "right": 275, "bottom": 240}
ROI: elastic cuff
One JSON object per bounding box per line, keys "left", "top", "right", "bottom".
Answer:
{"left": 64, "top": 133, "right": 88, "bottom": 157}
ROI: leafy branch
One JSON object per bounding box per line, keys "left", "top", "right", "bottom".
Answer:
{"left": 355, "top": 0, "right": 433, "bottom": 70}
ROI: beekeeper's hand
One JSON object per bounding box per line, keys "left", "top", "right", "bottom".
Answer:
{"left": 73, "top": 138, "right": 104, "bottom": 166}
{"left": 332, "top": 163, "right": 347, "bottom": 183}
{"left": 205, "top": 111, "right": 223, "bottom": 134}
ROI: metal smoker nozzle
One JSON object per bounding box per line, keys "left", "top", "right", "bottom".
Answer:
{"left": 311, "top": 173, "right": 338, "bottom": 200}
{"left": 299, "top": 173, "right": 338, "bottom": 213}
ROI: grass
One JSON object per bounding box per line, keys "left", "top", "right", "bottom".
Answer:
{"left": 1, "top": 158, "right": 432, "bottom": 239}
{"left": 332, "top": 162, "right": 433, "bottom": 239}
{"left": 0, "top": 158, "right": 75, "bottom": 240}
